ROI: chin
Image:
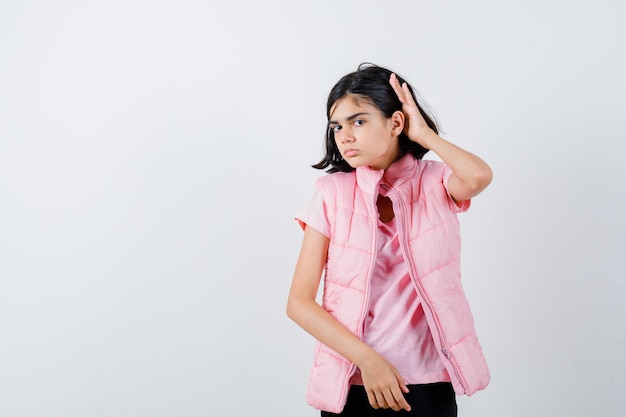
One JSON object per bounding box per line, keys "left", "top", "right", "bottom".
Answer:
{"left": 346, "top": 161, "right": 363, "bottom": 169}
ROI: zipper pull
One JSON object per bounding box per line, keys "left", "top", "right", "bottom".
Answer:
{"left": 442, "top": 348, "right": 451, "bottom": 359}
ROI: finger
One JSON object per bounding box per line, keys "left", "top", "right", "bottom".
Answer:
{"left": 393, "top": 374, "right": 412, "bottom": 411}
{"left": 389, "top": 73, "right": 408, "bottom": 103}
{"left": 375, "top": 390, "right": 390, "bottom": 409}
{"left": 366, "top": 389, "right": 380, "bottom": 409}
{"left": 383, "top": 389, "right": 403, "bottom": 411}
{"left": 401, "top": 82, "right": 418, "bottom": 107}
{"left": 390, "top": 386, "right": 411, "bottom": 412}
{"left": 389, "top": 73, "right": 400, "bottom": 89}
{"left": 401, "top": 383, "right": 410, "bottom": 393}
{"left": 396, "top": 373, "right": 409, "bottom": 393}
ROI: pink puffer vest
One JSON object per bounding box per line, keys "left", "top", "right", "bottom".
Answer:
{"left": 305, "top": 154, "right": 490, "bottom": 413}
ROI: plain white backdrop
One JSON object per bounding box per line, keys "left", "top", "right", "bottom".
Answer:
{"left": 1, "top": 0, "right": 624, "bottom": 416}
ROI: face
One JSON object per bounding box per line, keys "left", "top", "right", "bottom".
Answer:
{"left": 328, "top": 95, "right": 403, "bottom": 171}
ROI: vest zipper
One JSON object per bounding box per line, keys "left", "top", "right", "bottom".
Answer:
{"left": 381, "top": 183, "right": 469, "bottom": 394}
{"left": 340, "top": 183, "right": 380, "bottom": 403}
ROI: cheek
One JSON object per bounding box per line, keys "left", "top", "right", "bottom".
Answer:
{"left": 381, "top": 136, "right": 399, "bottom": 151}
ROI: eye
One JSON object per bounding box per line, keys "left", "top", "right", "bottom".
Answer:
{"left": 331, "top": 125, "right": 341, "bottom": 133}
{"left": 354, "top": 119, "right": 365, "bottom": 127}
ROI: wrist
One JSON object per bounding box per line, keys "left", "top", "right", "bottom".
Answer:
{"left": 416, "top": 128, "right": 443, "bottom": 150}
{"left": 352, "top": 345, "right": 380, "bottom": 369}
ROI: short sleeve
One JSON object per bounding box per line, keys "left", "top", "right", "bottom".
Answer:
{"left": 294, "top": 190, "right": 331, "bottom": 238}
{"left": 443, "top": 165, "right": 471, "bottom": 213}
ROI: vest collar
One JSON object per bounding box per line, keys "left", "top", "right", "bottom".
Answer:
{"left": 355, "top": 153, "right": 418, "bottom": 194}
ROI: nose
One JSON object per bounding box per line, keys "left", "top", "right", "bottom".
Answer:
{"left": 336, "top": 127, "right": 354, "bottom": 143}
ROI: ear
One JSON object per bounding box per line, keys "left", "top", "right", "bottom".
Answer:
{"left": 390, "top": 110, "right": 405, "bottom": 136}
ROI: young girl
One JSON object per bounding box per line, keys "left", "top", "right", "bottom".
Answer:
{"left": 286, "top": 64, "right": 491, "bottom": 416}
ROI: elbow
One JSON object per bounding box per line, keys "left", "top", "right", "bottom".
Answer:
{"left": 468, "top": 165, "right": 493, "bottom": 194}
{"left": 286, "top": 293, "right": 314, "bottom": 323}
{"left": 285, "top": 296, "right": 299, "bottom": 321}
{"left": 475, "top": 165, "right": 493, "bottom": 191}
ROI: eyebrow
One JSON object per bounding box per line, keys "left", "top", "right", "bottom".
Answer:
{"left": 328, "top": 112, "right": 370, "bottom": 125}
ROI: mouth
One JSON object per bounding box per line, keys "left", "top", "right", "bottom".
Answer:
{"left": 343, "top": 149, "right": 358, "bottom": 157}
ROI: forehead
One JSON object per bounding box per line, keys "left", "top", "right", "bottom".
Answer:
{"left": 329, "top": 94, "right": 380, "bottom": 121}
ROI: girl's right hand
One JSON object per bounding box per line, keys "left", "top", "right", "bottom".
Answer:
{"left": 358, "top": 352, "right": 411, "bottom": 412}
{"left": 287, "top": 226, "right": 411, "bottom": 412}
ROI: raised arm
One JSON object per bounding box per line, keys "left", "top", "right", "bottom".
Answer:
{"left": 286, "top": 225, "right": 411, "bottom": 412}
{"left": 389, "top": 73, "right": 492, "bottom": 202}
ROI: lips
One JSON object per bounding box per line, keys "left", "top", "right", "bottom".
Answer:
{"left": 343, "top": 149, "right": 358, "bottom": 157}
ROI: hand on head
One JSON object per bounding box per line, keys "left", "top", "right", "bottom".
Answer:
{"left": 389, "top": 73, "right": 433, "bottom": 148}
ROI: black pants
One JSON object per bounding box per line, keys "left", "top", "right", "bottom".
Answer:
{"left": 321, "top": 382, "right": 457, "bottom": 417}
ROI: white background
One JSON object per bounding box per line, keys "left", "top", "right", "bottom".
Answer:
{"left": 1, "top": 1, "right": 625, "bottom": 416}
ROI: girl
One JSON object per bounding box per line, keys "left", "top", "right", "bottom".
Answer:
{"left": 286, "top": 64, "right": 491, "bottom": 416}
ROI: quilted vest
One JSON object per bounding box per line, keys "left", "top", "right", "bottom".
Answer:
{"left": 306, "top": 154, "right": 490, "bottom": 413}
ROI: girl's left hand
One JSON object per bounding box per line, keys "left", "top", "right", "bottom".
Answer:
{"left": 389, "top": 73, "right": 433, "bottom": 148}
